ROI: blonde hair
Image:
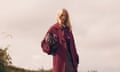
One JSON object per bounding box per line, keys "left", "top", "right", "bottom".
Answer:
{"left": 56, "top": 8, "right": 72, "bottom": 31}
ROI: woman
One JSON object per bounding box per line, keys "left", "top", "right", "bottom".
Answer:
{"left": 41, "top": 8, "right": 79, "bottom": 72}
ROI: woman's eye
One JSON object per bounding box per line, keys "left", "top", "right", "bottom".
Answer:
{"left": 61, "top": 14, "right": 64, "bottom": 16}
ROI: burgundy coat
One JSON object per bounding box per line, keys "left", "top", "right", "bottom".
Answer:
{"left": 41, "top": 23, "right": 79, "bottom": 72}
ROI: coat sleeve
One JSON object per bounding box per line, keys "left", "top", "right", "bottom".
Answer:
{"left": 71, "top": 32, "right": 79, "bottom": 64}
{"left": 41, "top": 26, "right": 59, "bottom": 55}
{"left": 41, "top": 32, "right": 51, "bottom": 54}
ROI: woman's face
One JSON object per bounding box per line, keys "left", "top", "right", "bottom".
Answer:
{"left": 59, "top": 10, "right": 67, "bottom": 25}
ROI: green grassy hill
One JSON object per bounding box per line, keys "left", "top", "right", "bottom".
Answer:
{"left": 0, "top": 48, "right": 52, "bottom": 72}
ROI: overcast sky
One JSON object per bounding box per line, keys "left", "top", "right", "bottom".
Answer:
{"left": 0, "top": 0, "right": 120, "bottom": 72}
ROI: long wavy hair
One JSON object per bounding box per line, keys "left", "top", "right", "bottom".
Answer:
{"left": 56, "top": 8, "right": 72, "bottom": 31}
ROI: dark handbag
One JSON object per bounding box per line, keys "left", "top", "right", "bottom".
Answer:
{"left": 45, "top": 32, "right": 58, "bottom": 55}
